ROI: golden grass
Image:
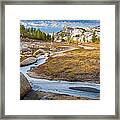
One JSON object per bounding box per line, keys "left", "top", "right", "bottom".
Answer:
{"left": 31, "top": 47, "right": 100, "bottom": 83}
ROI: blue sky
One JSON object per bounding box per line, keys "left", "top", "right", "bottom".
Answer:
{"left": 20, "top": 20, "right": 100, "bottom": 34}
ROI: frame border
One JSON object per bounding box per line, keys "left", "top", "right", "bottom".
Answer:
{"left": 0, "top": 0, "right": 119, "bottom": 119}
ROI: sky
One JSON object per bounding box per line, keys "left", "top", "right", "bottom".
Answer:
{"left": 20, "top": 20, "right": 100, "bottom": 34}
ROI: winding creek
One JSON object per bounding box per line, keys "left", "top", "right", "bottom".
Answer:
{"left": 20, "top": 55, "right": 100, "bottom": 100}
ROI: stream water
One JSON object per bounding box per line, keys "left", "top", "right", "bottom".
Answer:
{"left": 20, "top": 55, "right": 100, "bottom": 99}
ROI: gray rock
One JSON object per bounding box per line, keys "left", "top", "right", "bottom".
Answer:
{"left": 20, "top": 72, "right": 32, "bottom": 99}
{"left": 69, "top": 87, "right": 100, "bottom": 93}
{"left": 20, "top": 57, "right": 37, "bottom": 66}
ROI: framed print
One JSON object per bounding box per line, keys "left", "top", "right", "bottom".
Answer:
{"left": 0, "top": 0, "right": 119, "bottom": 119}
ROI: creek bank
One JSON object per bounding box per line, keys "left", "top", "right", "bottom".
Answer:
{"left": 27, "top": 71, "right": 100, "bottom": 84}
{"left": 22, "top": 90, "right": 91, "bottom": 100}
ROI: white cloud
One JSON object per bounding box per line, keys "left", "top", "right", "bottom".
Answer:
{"left": 27, "top": 22, "right": 49, "bottom": 27}
{"left": 51, "top": 22, "right": 59, "bottom": 27}
{"left": 20, "top": 21, "right": 27, "bottom": 27}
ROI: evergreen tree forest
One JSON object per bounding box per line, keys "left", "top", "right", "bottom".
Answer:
{"left": 20, "top": 25, "right": 52, "bottom": 41}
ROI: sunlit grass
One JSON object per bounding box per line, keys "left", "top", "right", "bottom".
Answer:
{"left": 31, "top": 47, "right": 100, "bottom": 83}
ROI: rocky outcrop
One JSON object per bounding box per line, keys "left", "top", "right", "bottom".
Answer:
{"left": 20, "top": 72, "right": 32, "bottom": 99}
{"left": 20, "top": 57, "right": 37, "bottom": 67}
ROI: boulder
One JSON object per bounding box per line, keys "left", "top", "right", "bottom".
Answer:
{"left": 20, "top": 72, "right": 32, "bottom": 99}
{"left": 20, "top": 57, "right": 37, "bottom": 66}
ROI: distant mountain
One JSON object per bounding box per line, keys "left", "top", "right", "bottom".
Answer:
{"left": 54, "top": 26, "right": 100, "bottom": 42}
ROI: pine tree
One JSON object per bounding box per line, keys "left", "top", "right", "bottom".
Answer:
{"left": 60, "top": 32, "right": 64, "bottom": 39}
{"left": 36, "top": 30, "right": 40, "bottom": 39}
{"left": 92, "top": 31, "right": 96, "bottom": 42}
{"left": 46, "top": 33, "right": 51, "bottom": 41}
{"left": 83, "top": 36, "right": 85, "bottom": 42}
{"left": 20, "top": 24, "right": 50, "bottom": 41}
{"left": 52, "top": 32, "right": 54, "bottom": 42}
